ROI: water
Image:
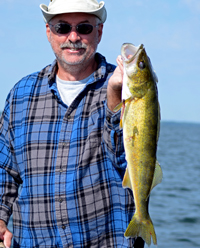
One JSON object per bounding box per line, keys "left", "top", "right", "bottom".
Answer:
{"left": 144, "top": 121, "right": 200, "bottom": 247}
{"left": 7, "top": 122, "right": 200, "bottom": 247}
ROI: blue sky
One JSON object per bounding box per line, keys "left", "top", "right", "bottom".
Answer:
{"left": 1, "top": 0, "right": 200, "bottom": 123}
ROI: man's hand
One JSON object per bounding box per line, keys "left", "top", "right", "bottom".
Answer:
{"left": 0, "top": 220, "right": 12, "bottom": 248}
{"left": 107, "top": 56, "right": 124, "bottom": 112}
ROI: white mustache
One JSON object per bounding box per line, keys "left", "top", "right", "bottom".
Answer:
{"left": 60, "top": 42, "right": 87, "bottom": 49}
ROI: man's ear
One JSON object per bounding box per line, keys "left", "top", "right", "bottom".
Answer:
{"left": 46, "top": 23, "right": 51, "bottom": 42}
{"left": 97, "top": 23, "right": 103, "bottom": 44}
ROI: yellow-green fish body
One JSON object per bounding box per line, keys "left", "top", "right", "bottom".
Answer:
{"left": 119, "top": 43, "right": 162, "bottom": 246}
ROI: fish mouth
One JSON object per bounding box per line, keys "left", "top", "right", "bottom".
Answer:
{"left": 121, "top": 43, "right": 144, "bottom": 64}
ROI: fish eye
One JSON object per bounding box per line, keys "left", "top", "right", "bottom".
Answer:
{"left": 139, "top": 61, "right": 145, "bottom": 69}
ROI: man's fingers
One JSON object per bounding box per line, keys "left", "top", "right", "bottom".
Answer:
{"left": 0, "top": 223, "right": 6, "bottom": 241}
{"left": 0, "top": 221, "right": 12, "bottom": 248}
{"left": 3, "top": 230, "right": 12, "bottom": 248}
{"left": 116, "top": 55, "right": 124, "bottom": 72}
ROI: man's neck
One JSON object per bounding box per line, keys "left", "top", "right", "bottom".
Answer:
{"left": 56, "top": 58, "right": 98, "bottom": 81}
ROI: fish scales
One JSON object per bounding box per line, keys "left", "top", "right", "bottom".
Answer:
{"left": 118, "top": 43, "right": 162, "bottom": 246}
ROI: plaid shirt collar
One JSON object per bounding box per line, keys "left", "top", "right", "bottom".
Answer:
{"left": 47, "top": 53, "right": 108, "bottom": 87}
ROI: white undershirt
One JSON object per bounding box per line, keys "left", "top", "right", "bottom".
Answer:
{"left": 56, "top": 73, "right": 94, "bottom": 106}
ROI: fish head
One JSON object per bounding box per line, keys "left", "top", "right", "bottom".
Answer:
{"left": 121, "top": 43, "right": 157, "bottom": 99}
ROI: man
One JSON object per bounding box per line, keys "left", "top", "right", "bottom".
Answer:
{"left": 0, "top": 0, "right": 144, "bottom": 247}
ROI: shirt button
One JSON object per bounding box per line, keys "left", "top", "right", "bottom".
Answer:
{"left": 113, "top": 119, "right": 119, "bottom": 125}
{"left": 59, "top": 198, "right": 63, "bottom": 203}
{"left": 67, "top": 115, "right": 71, "bottom": 119}
{"left": 62, "top": 225, "right": 66, "bottom": 230}
{"left": 62, "top": 142, "right": 66, "bottom": 147}
{"left": 60, "top": 168, "right": 63, "bottom": 173}
{"left": 106, "top": 116, "right": 110, "bottom": 122}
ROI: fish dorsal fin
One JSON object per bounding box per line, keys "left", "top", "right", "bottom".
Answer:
{"left": 151, "top": 161, "right": 163, "bottom": 192}
{"left": 122, "top": 167, "right": 132, "bottom": 191}
{"left": 156, "top": 103, "right": 161, "bottom": 143}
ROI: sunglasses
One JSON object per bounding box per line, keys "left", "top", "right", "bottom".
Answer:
{"left": 49, "top": 23, "right": 100, "bottom": 35}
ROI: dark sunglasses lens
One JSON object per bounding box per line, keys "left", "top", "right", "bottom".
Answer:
{"left": 77, "top": 24, "right": 93, "bottom": 34}
{"left": 54, "top": 23, "right": 71, "bottom": 34}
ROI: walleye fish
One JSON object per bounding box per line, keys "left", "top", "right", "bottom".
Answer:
{"left": 115, "top": 43, "right": 162, "bottom": 246}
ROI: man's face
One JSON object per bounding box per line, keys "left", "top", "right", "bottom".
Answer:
{"left": 46, "top": 13, "right": 103, "bottom": 69}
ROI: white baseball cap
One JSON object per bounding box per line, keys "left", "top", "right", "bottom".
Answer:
{"left": 40, "top": 0, "right": 107, "bottom": 23}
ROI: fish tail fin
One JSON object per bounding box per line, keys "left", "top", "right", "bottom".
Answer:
{"left": 124, "top": 214, "right": 157, "bottom": 246}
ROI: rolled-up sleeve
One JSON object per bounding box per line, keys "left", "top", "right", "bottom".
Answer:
{"left": 103, "top": 104, "right": 126, "bottom": 169}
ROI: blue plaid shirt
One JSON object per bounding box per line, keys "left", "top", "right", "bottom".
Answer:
{"left": 0, "top": 53, "right": 137, "bottom": 247}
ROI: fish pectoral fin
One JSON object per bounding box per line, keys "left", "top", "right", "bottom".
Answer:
{"left": 113, "top": 102, "right": 123, "bottom": 112}
{"left": 120, "top": 119, "right": 123, "bottom": 129}
{"left": 117, "top": 96, "right": 133, "bottom": 110}
{"left": 113, "top": 101, "right": 124, "bottom": 128}
{"left": 120, "top": 100, "right": 126, "bottom": 128}
{"left": 150, "top": 160, "right": 163, "bottom": 192}
{"left": 113, "top": 98, "right": 133, "bottom": 128}
{"left": 125, "top": 97, "right": 133, "bottom": 104}
{"left": 122, "top": 167, "right": 132, "bottom": 190}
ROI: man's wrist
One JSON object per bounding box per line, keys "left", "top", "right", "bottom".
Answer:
{"left": 107, "top": 85, "right": 121, "bottom": 112}
{"left": 0, "top": 220, "right": 6, "bottom": 227}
